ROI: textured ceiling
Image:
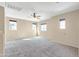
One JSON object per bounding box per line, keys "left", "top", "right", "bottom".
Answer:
{"left": 1, "top": 2, "right": 79, "bottom": 21}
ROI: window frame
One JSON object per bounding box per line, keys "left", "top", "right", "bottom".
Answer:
{"left": 9, "top": 20, "right": 17, "bottom": 30}
{"left": 59, "top": 18, "right": 66, "bottom": 30}
{"left": 40, "top": 23, "right": 47, "bottom": 32}
{"left": 32, "top": 23, "right": 37, "bottom": 31}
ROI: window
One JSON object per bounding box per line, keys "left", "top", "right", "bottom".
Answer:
{"left": 59, "top": 18, "right": 66, "bottom": 29}
{"left": 40, "top": 24, "right": 47, "bottom": 32}
{"left": 9, "top": 20, "right": 17, "bottom": 30}
{"left": 32, "top": 23, "right": 36, "bottom": 31}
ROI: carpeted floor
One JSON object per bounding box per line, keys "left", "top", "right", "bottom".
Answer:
{"left": 5, "top": 37, "right": 78, "bottom": 57}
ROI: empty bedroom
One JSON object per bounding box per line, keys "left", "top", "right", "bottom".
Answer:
{"left": 4, "top": 2, "right": 79, "bottom": 57}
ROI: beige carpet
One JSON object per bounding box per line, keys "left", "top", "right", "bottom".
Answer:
{"left": 5, "top": 37, "right": 78, "bottom": 57}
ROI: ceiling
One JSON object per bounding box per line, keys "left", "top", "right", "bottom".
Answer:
{"left": 1, "top": 2, "right": 79, "bottom": 21}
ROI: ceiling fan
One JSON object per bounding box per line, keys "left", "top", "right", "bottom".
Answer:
{"left": 31, "top": 8, "right": 41, "bottom": 20}
{"left": 32, "top": 12, "right": 41, "bottom": 19}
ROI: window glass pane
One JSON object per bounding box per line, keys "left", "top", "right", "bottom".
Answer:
{"left": 32, "top": 24, "right": 36, "bottom": 31}
{"left": 9, "top": 21, "right": 17, "bottom": 30}
{"left": 60, "top": 20, "right": 66, "bottom": 29}
{"left": 41, "top": 24, "right": 47, "bottom": 32}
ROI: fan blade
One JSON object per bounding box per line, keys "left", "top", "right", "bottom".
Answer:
{"left": 37, "top": 16, "right": 41, "bottom": 17}
{"left": 36, "top": 16, "right": 40, "bottom": 19}
{"left": 33, "top": 13, "right": 36, "bottom": 18}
